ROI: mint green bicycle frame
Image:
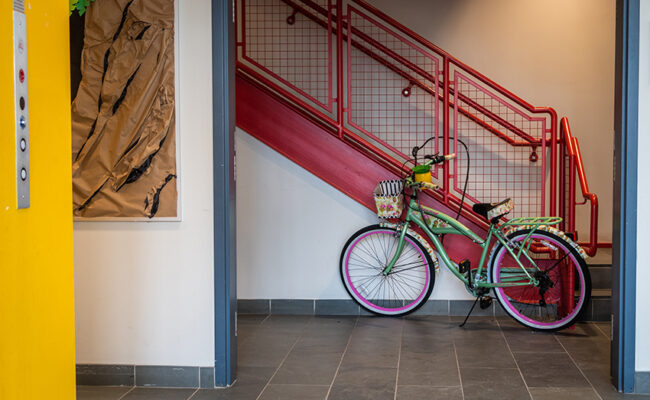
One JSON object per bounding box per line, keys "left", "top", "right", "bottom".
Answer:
{"left": 381, "top": 179, "right": 562, "bottom": 290}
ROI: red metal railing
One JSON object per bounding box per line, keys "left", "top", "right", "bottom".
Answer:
{"left": 559, "top": 117, "right": 599, "bottom": 256}
{"left": 236, "top": 0, "right": 597, "bottom": 247}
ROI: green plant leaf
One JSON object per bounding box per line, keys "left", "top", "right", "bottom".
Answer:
{"left": 70, "top": 0, "right": 96, "bottom": 17}
{"left": 77, "top": 0, "right": 89, "bottom": 16}
{"left": 69, "top": 0, "right": 79, "bottom": 15}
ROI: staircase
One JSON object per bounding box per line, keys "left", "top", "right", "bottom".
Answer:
{"left": 586, "top": 249, "right": 612, "bottom": 322}
{"left": 234, "top": 0, "right": 600, "bottom": 262}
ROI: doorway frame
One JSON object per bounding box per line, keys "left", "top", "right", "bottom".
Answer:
{"left": 212, "top": 0, "right": 237, "bottom": 388}
{"left": 612, "top": 0, "right": 639, "bottom": 393}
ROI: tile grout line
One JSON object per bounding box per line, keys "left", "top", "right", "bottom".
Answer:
{"left": 591, "top": 322, "right": 610, "bottom": 340}
{"left": 451, "top": 324, "right": 466, "bottom": 400}
{"left": 495, "top": 318, "right": 534, "bottom": 400}
{"left": 185, "top": 388, "right": 199, "bottom": 400}
{"left": 393, "top": 318, "right": 405, "bottom": 400}
{"left": 117, "top": 386, "right": 136, "bottom": 400}
{"left": 255, "top": 316, "right": 313, "bottom": 400}
{"left": 553, "top": 332, "right": 605, "bottom": 400}
{"left": 325, "top": 316, "right": 359, "bottom": 400}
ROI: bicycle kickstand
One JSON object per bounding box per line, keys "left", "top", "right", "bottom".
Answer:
{"left": 459, "top": 296, "right": 480, "bottom": 328}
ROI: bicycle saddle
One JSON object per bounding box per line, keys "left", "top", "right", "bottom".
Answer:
{"left": 472, "top": 198, "right": 514, "bottom": 221}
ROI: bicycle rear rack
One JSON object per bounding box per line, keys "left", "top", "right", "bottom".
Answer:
{"left": 500, "top": 216, "right": 562, "bottom": 229}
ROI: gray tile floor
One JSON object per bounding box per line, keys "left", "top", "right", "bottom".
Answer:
{"left": 78, "top": 315, "right": 650, "bottom": 400}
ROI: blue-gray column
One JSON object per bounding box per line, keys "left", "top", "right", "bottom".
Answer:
{"left": 612, "top": 0, "right": 639, "bottom": 392}
{"left": 212, "top": 0, "right": 237, "bottom": 387}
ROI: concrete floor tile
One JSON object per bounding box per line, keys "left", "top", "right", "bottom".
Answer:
{"left": 121, "top": 387, "right": 196, "bottom": 400}
{"left": 77, "top": 315, "right": 616, "bottom": 399}
{"left": 529, "top": 387, "right": 600, "bottom": 400}
{"left": 328, "top": 383, "right": 395, "bottom": 400}
{"left": 397, "top": 349, "right": 461, "bottom": 386}
{"left": 76, "top": 386, "right": 132, "bottom": 400}
{"left": 396, "top": 385, "right": 463, "bottom": 400}
{"left": 460, "top": 367, "right": 529, "bottom": 400}
{"left": 258, "top": 384, "right": 329, "bottom": 400}
{"left": 514, "top": 351, "right": 590, "bottom": 387}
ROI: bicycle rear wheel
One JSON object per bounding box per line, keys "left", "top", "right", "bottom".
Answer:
{"left": 340, "top": 225, "right": 434, "bottom": 316}
{"left": 489, "top": 228, "right": 591, "bottom": 331}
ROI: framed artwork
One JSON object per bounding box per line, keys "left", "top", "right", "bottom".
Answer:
{"left": 70, "top": 0, "right": 180, "bottom": 220}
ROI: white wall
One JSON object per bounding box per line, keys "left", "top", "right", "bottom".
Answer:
{"left": 367, "top": 0, "right": 615, "bottom": 243}
{"left": 73, "top": 0, "right": 214, "bottom": 366}
{"left": 236, "top": 129, "right": 472, "bottom": 300}
{"left": 236, "top": 0, "right": 615, "bottom": 301}
{"left": 636, "top": 0, "right": 650, "bottom": 373}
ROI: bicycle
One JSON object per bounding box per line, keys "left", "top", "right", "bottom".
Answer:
{"left": 339, "top": 145, "right": 591, "bottom": 331}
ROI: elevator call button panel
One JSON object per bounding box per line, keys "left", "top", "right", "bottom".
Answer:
{"left": 13, "top": 0, "right": 29, "bottom": 209}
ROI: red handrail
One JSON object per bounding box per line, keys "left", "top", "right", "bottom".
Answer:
{"left": 560, "top": 117, "right": 598, "bottom": 256}
{"left": 347, "top": 0, "right": 558, "bottom": 216}
{"left": 235, "top": 0, "right": 600, "bottom": 242}
{"left": 280, "top": 0, "right": 543, "bottom": 148}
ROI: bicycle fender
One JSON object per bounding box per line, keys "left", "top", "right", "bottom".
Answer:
{"left": 500, "top": 225, "right": 588, "bottom": 260}
{"left": 379, "top": 222, "right": 439, "bottom": 271}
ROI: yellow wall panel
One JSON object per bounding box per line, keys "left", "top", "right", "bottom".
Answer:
{"left": 0, "top": 1, "right": 75, "bottom": 399}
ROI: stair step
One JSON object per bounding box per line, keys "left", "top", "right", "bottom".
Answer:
{"left": 592, "top": 288, "right": 611, "bottom": 298}
{"left": 586, "top": 248, "right": 612, "bottom": 265}
{"left": 586, "top": 289, "right": 611, "bottom": 322}
{"left": 589, "top": 265, "right": 612, "bottom": 290}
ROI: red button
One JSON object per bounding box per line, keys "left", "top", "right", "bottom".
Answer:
{"left": 19, "top": 69, "right": 24, "bottom": 83}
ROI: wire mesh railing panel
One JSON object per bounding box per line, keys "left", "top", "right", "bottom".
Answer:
{"left": 235, "top": 0, "right": 574, "bottom": 226}
{"left": 240, "top": 0, "right": 333, "bottom": 112}
{"left": 452, "top": 71, "right": 547, "bottom": 218}
{"left": 345, "top": 6, "right": 441, "bottom": 177}
{"left": 452, "top": 70, "right": 547, "bottom": 145}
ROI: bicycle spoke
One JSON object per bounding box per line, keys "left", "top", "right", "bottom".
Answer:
{"left": 493, "top": 230, "right": 587, "bottom": 329}
{"left": 342, "top": 228, "right": 432, "bottom": 315}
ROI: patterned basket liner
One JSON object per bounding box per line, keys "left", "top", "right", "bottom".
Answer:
{"left": 374, "top": 180, "right": 404, "bottom": 219}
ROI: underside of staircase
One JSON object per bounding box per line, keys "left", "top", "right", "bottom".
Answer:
{"left": 236, "top": 73, "right": 483, "bottom": 262}
{"left": 234, "top": 0, "right": 601, "bottom": 262}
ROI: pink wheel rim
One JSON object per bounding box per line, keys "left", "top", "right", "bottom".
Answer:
{"left": 493, "top": 234, "right": 586, "bottom": 328}
{"left": 344, "top": 229, "right": 430, "bottom": 313}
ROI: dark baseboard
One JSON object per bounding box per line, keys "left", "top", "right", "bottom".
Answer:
{"left": 636, "top": 371, "right": 650, "bottom": 394}
{"left": 76, "top": 364, "right": 216, "bottom": 388}
{"left": 238, "top": 298, "right": 610, "bottom": 321}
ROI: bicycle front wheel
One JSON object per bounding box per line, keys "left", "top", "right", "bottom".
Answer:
{"left": 340, "top": 225, "right": 434, "bottom": 316}
{"left": 489, "top": 228, "right": 591, "bottom": 331}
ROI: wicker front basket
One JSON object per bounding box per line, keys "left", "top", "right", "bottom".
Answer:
{"left": 374, "top": 180, "right": 404, "bottom": 218}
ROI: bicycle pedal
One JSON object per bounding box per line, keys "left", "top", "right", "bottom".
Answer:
{"left": 479, "top": 297, "right": 492, "bottom": 310}
{"left": 458, "top": 259, "right": 470, "bottom": 274}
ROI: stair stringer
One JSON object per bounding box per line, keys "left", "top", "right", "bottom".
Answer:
{"left": 236, "top": 74, "right": 486, "bottom": 266}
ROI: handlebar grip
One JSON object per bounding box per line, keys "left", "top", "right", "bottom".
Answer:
{"left": 408, "top": 181, "right": 438, "bottom": 191}
{"left": 424, "top": 154, "right": 455, "bottom": 164}
{"left": 420, "top": 181, "right": 438, "bottom": 190}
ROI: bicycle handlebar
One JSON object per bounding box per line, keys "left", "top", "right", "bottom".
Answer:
{"left": 407, "top": 181, "right": 439, "bottom": 191}
{"left": 423, "top": 153, "right": 456, "bottom": 164}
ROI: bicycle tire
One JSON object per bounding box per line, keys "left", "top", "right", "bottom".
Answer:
{"left": 488, "top": 228, "right": 591, "bottom": 331}
{"left": 340, "top": 224, "right": 435, "bottom": 316}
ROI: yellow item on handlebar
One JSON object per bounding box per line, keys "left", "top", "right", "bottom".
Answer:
{"left": 413, "top": 165, "right": 432, "bottom": 183}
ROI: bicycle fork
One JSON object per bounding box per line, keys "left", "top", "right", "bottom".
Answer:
{"left": 381, "top": 223, "right": 410, "bottom": 276}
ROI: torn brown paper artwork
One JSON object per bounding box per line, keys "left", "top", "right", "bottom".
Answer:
{"left": 72, "top": 0, "right": 177, "bottom": 218}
